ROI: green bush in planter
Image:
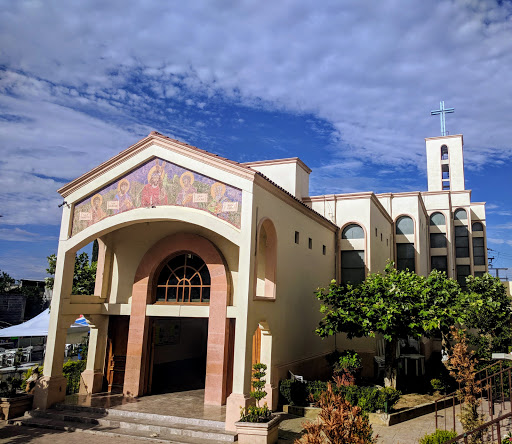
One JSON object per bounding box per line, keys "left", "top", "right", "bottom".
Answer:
{"left": 62, "top": 360, "right": 86, "bottom": 394}
{"left": 279, "top": 379, "right": 309, "bottom": 406}
{"left": 419, "top": 429, "right": 457, "bottom": 444}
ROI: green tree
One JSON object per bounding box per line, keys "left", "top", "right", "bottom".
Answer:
{"left": 315, "top": 263, "right": 429, "bottom": 388}
{"left": 45, "top": 252, "right": 97, "bottom": 295}
{"left": 462, "top": 274, "right": 512, "bottom": 360}
{"left": 0, "top": 270, "right": 15, "bottom": 293}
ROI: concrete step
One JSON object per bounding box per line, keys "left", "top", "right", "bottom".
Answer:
{"left": 9, "top": 414, "right": 237, "bottom": 444}
{"left": 26, "top": 408, "right": 236, "bottom": 442}
{"left": 55, "top": 402, "right": 227, "bottom": 430}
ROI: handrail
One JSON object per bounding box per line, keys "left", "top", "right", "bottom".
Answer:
{"left": 443, "top": 410, "right": 512, "bottom": 444}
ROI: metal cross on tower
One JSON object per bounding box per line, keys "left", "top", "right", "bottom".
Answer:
{"left": 431, "top": 101, "right": 454, "bottom": 136}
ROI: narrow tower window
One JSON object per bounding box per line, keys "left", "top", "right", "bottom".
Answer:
{"left": 441, "top": 145, "right": 448, "bottom": 160}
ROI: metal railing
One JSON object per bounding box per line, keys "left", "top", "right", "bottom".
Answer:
{"left": 435, "top": 363, "right": 512, "bottom": 441}
{"left": 443, "top": 411, "right": 512, "bottom": 443}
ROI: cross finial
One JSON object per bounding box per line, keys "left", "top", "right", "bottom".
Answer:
{"left": 431, "top": 101, "right": 454, "bottom": 136}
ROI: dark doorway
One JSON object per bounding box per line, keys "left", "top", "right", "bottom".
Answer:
{"left": 104, "top": 315, "right": 129, "bottom": 393}
{"left": 149, "top": 317, "right": 208, "bottom": 394}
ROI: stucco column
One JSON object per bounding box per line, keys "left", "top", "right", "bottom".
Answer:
{"left": 33, "top": 236, "right": 76, "bottom": 410}
{"left": 80, "top": 315, "right": 108, "bottom": 395}
{"left": 225, "top": 190, "right": 255, "bottom": 430}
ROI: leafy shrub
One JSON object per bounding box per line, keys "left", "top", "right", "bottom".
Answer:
{"left": 239, "top": 404, "right": 272, "bottom": 423}
{"left": 279, "top": 378, "right": 401, "bottom": 412}
{"left": 419, "top": 429, "right": 457, "bottom": 444}
{"left": 430, "top": 378, "right": 445, "bottom": 393}
{"left": 296, "top": 379, "right": 377, "bottom": 444}
{"left": 279, "top": 379, "right": 309, "bottom": 406}
{"left": 62, "top": 360, "right": 86, "bottom": 394}
{"left": 240, "top": 363, "right": 273, "bottom": 423}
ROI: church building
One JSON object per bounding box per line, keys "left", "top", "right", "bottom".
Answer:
{"left": 34, "top": 130, "right": 487, "bottom": 430}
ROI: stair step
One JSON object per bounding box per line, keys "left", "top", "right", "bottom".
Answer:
{"left": 10, "top": 416, "right": 236, "bottom": 444}
{"left": 27, "top": 409, "right": 236, "bottom": 442}
{"left": 55, "top": 403, "right": 226, "bottom": 429}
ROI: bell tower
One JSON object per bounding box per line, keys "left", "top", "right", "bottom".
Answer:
{"left": 425, "top": 134, "right": 465, "bottom": 192}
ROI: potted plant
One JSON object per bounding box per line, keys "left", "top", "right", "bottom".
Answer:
{"left": 0, "top": 350, "right": 34, "bottom": 420}
{"left": 329, "top": 349, "right": 362, "bottom": 386}
{"left": 235, "top": 363, "right": 280, "bottom": 444}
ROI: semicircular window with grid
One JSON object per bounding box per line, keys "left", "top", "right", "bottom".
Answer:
{"left": 155, "top": 253, "right": 211, "bottom": 304}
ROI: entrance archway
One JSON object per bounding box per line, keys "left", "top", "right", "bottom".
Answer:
{"left": 123, "top": 233, "right": 232, "bottom": 405}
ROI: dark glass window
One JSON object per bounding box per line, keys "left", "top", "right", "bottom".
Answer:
{"left": 430, "top": 233, "right": 447, "bottom": 248}
{"left": 295, "top": 231, "right": 300, "bottom": 244}
{"left": 396, "top": 216, "right": 414, "bottom": 235}
{"left": 308, "top": 238, "right": 312, "bottom": 249}
{"left": 342, "top": 224, "right": 364, "bottom": 239}
{"left": 473, "top": 237, "right": 486, "bottom": 266}
{"left": 455, "top": 226, "right": 469, "bottom": 258}
{"left": 454, "top": 209, "right": 467, "bottom": 221}
{"left": 457, "top": 265, "right": 471, "bottom": 289}
{"left": 341, "top": 250, "right": 365, "bottom": 285}
{"left": 442, "top": 164, "right": 450, "bottom": 180}
{"left": 441, "top": 145, "right": 448, "bottom": 160}
{"left": 472, "top": 222, "right": 483, "bottom": 232}
{"left": 475, "top": 271, "right": 485, "bottom": 277}
{"left": 155, "top": 253, "right": 210, "bottom": 303}
{"left": 431, "top": 256, "right": 448, "bottom": 274}
{"left": 397, "top": 243, "right": 415, "bottom": 272}
{"left": 430, "top": 212, "right": 446, "bottom": 226}
{"left": 322, "top": 245, "right": 326, "bottom": 255}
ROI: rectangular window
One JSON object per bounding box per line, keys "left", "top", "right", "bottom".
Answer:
{"left": 341, "top": 250, "right": 365, "bottom": 286}
{"left": 430, "top": 233, "right": 447, "bottom": 248}
{"left": 455, "top": 226, "right": 469, "bottom": 258}
{"left": 295, "top": 231, "right": 299, "bottom": 244}
{"left": 473, "top": 237, "right": 486, "bottom": 266}
{"left": 475, "top": 271, "right": 485, "bottom": 277}
{"left": 431, "top": 256, "right": 448, "bottom": 274}
{"left": 397, "top": 243, "right": 415, "bottom": 272}
{"left": 442, "top": 164, "right": 450, "bottom": 180}
{"left": 442, "top": 181, "right": 450, "bottom": 190}
{"left": 322, "top": 245, "right": 326, "bottom": 255}
{"left": 457, "top": 265, "right": 471, "bottom": 289}
{"left": 375, "top": 228, "right": 377, "bottom": 237}
{"left": 308, "top": 238, "right": 312, "bottom": 249}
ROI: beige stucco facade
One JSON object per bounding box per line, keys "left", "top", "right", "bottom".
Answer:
{"left": 36, "top": 131, "right": 487, "bottom": 430}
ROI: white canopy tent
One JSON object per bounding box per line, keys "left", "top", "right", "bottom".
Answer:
{"left": 0, "top": 309, "right": 89, "bottom": 338}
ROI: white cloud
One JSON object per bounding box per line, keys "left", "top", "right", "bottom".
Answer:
{"left": 0, "top": 228, "right": 57, "bottom": 242}
{"left": 1, "top": 0, "right": 512, "bottom": 226}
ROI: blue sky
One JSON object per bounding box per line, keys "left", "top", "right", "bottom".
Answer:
{"left": 0, "top": 0, "right": 511, "bottom": 280}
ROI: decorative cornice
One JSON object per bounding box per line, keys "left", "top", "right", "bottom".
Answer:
{"left": 243, "top": 157, "right": 312, "bottom": 174}
{"left": 254, "top": 174, "right": 337, "bottom": 231}
{"left": 58, "top": 132, "right": 257, "bottom": 198}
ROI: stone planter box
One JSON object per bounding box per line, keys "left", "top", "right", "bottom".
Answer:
{"left": 284, "top": 396, "right": 461, "bottom": 427}
{"left": 0, "top": 394, "right": 33, "bottom": 420}
{"left": 235, "top": 414, "right": 281, "bottom": 444}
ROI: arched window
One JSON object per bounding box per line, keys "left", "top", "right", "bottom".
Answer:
{"left": 396, "top": 216, "right": 414, "bottom": 235}
{"left": 430, "top": 212, "right": 446, "bottom": 226}
{"left": 255, "top": 219, "right": 277, "bottom": 299}
{"left": 155, "top": 253, "right": 211, "bottom": 303}
{"left": 472, "top": 222, "right": 483, "bottom": 231}
{"left": 342, "top": 224, "right": 364, "bottom": 239}
{"left": 441, "top": 145, "right": 448, "bottom": 160}
{"left": 454, "top": 209, "right": 467, "bottom": 221}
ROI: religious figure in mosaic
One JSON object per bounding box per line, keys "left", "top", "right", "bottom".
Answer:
{"left": 208, "top": 182, "right": 228, "bottom": 216}
{"left": 90, "top": 194, "right": 106, "bottom": 225}
{"left": 115, "top": 179, "right": 133, "bottom": 213}
{"left": 177, "top": 171, "right": 197, "bottom": 207}
{"left": 141, "top": 161, "right": 168, "bottom": 207}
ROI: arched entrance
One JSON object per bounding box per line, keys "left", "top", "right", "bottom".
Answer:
{"left": 150, "top": 253, "right": 211, "bottom": 393}
{"left": 123, "top": 233, "right": 233, "bottom": 405}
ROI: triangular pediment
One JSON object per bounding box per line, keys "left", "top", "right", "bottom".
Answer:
{"left": 62, "top": 133, "right": 252, "bottom": 236}
{"left": 58, "top": 131, "right": 255, "bottom": 198}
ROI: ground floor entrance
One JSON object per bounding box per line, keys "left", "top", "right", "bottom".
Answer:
{"left": 150, "top": 317, "right": 208, "bottom": 394}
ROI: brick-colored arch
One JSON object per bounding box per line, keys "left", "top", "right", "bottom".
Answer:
{"left": 123, "top": 233, "right": 231, "bottom": 405}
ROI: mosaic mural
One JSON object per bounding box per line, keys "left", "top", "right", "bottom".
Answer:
{"left": 71, "top": 158, "right": 243, "bottom": 236}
